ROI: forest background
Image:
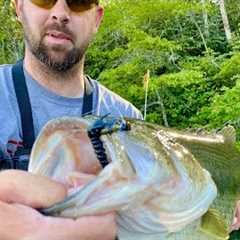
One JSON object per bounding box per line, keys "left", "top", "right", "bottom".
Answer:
{"left": 1, "top": 0, "right": 240, "bottom": 138}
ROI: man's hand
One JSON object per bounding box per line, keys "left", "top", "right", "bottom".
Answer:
{"left": 0, "top": 201, "right": 116, "bottom": 240}
{"left": 0, "top": 170, "right": 67, "bottom": 208}
{"left": 0, "top": 170, "right": 117, "bottom": 240}
{"left": 231, "top": 200, "right": 240, "bottom": 231}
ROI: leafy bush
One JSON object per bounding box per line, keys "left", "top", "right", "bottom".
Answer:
{"left": 214, "top": 52, "right": 240, "bottom": 88}
{"left": 192, "top": 78, "right": 240, "bottom": 138}
{"left": 146, "top": 70, "right": 215, "bottom": 127}
{"left": 0, "top": 0, "right": 23, "bottom": 64}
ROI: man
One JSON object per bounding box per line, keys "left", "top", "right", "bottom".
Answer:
{"left": 0, "top": 0, "right": 142, "bottom": 239}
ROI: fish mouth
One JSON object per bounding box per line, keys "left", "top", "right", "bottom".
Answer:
{"left": 28, "top": 115, "right": 134, "bottom": 182}
{"left": 34, "top": 116, "right": 137, "bottom": 216}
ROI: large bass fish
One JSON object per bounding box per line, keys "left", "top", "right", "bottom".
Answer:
{"left": 28, "top": 116, "right": 240, "bottom": 240}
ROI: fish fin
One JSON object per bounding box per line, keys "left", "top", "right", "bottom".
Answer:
{"left": 219, "top": 126, "right": 236, "bottom": 145}
{"left": 200, "top": 208, "right": 229, "bottom": 240}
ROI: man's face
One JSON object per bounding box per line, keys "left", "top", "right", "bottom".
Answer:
{"left": 15, "top": 0, "right": 103, "bottom": 72}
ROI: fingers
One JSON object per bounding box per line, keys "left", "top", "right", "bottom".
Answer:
{"left": 0, "top": 170, "right": 67, "bottom": 208}
{"left": 0, "top": 196, "right": 117, "bottom": 240}
{"left": 0, "top": 170, "right": 117, "bottom": 240}
{"left": 0, "top": 201, "right": 45, "bottom": 240}
{"left": 43, "top": 212, "right": 117, "bottom": 240}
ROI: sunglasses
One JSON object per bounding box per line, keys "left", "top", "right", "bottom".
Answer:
{"left": 30, "top": 0, "right": 99, "bottom": 12}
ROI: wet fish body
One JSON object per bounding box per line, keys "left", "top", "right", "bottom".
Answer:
{"left": 28, "top": 116, "right": 240, "bottom": 240}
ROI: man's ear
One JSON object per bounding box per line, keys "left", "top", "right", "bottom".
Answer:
{"left": 95, "top": 6, "right": 104, "bottom": 30}
{"left": 14, "top": 0, "right": 23, "bottom": 23}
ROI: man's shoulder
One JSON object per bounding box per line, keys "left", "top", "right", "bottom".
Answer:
{"left": 0, "top": 64, "right": 13, "bottom": 84}
{"left": 0, "top": 63, "right": 18, "bottom": 104}
{"left": 91, "top": 79, "right": 143, "bottom": 120}
{"left": 0, "top": 64, "right": 13, "bottom": 72}
{"left": 0, "top": 64, "right": 15, "bottom": 93}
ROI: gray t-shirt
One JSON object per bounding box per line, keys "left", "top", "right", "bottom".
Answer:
{"left": 0, "top": 64, "right": 142, "bottom": 159}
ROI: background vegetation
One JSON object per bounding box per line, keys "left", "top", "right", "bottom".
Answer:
{"left": 1, "top": 0, "right": 240, "bottom": 138}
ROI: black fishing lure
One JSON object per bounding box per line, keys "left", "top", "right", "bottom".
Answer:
{"left": 87, "top": 115, "right": 131, "bottom": 168}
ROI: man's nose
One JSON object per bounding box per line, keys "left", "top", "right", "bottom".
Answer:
{"left": 49, "top": 0, "right": 70, "bottom": 24}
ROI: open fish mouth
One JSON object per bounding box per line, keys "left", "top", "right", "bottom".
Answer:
{"left": 28, "top": 115, "right": 239, "bottom": 240}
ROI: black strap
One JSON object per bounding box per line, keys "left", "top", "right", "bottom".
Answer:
{"left": 12, "top": 60, "right": 35, "bottom": 149}
{"left": 82, "top": 76, "right": 94, "bottom": 116}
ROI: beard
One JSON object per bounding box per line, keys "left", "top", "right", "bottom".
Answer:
{"left": 29, "top": 40, "right": 84, "bottom": 72}
{"left": 22, "top": 17, "right": 88, "bottom": 72}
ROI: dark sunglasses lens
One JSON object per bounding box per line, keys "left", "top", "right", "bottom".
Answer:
{"left": 31, "top": 0, "right": 56, "bottom": 9}
{"left": 67, "top": 0, "right": 98, "bottom": 12}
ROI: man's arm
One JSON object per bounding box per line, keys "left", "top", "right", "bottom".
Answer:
{"left": 0, "top": 170, "right": 117, "bottom": 240}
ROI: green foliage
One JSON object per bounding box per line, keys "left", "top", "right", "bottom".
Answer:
{"left": 146, "top": 70, "right": 214, "bottom": 127}
{"left": 1, "top": 0, "right": 240, "bottom": 137}
{"left": 214, "top": 53, "right": 240, "bottom": 87}
{"left": 225, "top": 0, "right": 240, "bottom": 34}
{"left": 192, "top": 78, "right": 240, "bottom": 138}
{"left": 0, "top": 0, "right": 23, "bottom": 64}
